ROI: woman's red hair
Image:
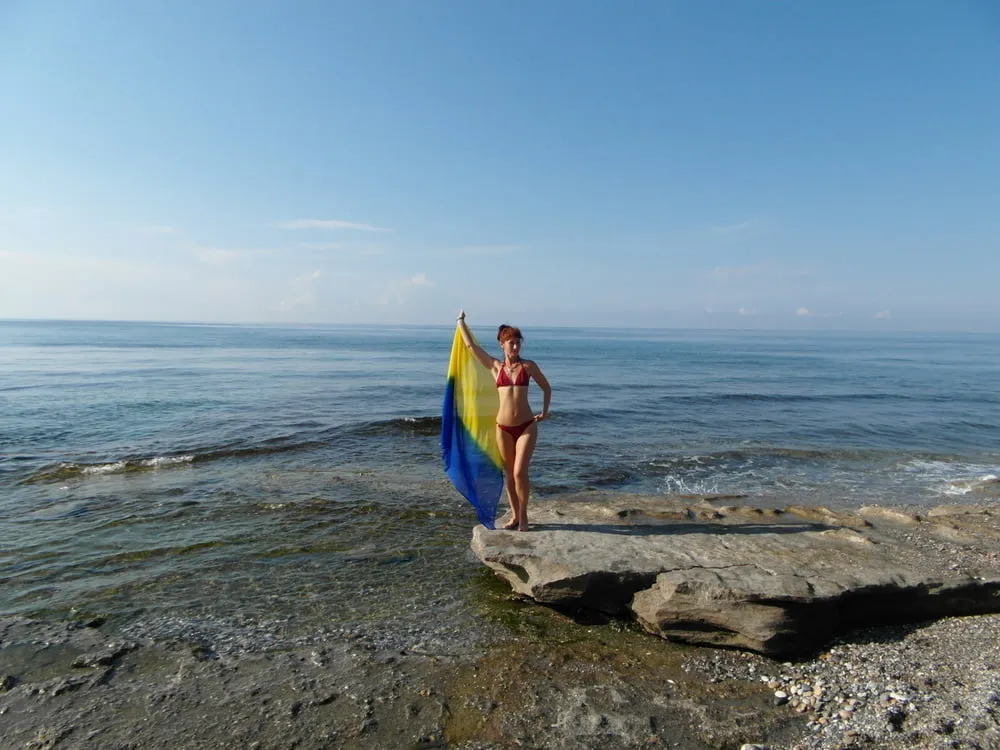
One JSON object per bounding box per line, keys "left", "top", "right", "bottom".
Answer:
{"left": 496, "top": 324, "right": 523, "bottom": 343}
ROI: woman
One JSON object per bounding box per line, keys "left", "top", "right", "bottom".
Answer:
{"left": 457, "top": 311, "right": 551, "bottom": 531}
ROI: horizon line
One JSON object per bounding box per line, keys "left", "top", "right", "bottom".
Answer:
{"left": 1, "top": 316, "right": 997, "bottom": 336}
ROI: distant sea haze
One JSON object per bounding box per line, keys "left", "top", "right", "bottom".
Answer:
{"left": 1, "top": 321, "right": 998, "bottom": 640}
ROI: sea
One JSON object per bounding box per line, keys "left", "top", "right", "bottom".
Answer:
{"left": 2, "top": 320, "right": 999, "bottom": 648}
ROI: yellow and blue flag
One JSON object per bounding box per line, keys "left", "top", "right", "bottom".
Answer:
{"left": 441, "top": 326, "right": 504, "bottom": 528}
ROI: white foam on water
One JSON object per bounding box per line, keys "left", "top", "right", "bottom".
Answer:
{"left": 943, "top": 473, "right": 1000, "bottom": 496}
{"left": 141, "top": 455, "right": 195, "bottom": 468}
{"left": 660, "top": 474, "right": 721, "bottom": 495}
{"left": 898, "top": 459, "right": 1000, "bottom": 497}
{"left": 82, "top": 460, "right": 127, "bottom": 475}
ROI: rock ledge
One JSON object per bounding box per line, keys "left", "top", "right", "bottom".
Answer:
{"left": 471, "top": 494, "right": 1000, "bottom": 657}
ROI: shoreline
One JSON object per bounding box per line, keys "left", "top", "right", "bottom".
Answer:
{"left": 4, "top": 501, "right": 1000, "bottom": 749}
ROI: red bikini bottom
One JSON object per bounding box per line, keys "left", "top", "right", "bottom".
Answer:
{"left": 496, "top": 419, "right": 536, "bottom": 440}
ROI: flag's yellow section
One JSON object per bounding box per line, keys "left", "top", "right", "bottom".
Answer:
{"left": 447, "top": 329, "right": 502, "bottom": 467}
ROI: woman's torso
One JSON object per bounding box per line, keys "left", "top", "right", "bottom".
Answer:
{"left": 494, "top": 360, "right": 534, "bottom": 425}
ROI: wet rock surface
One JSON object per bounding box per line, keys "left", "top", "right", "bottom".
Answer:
{"left": 0, "top": 609, "right": 795, "bottom": 750}
{"left": 4, "top": 604, "right": 1000, "bottom": 749}
{"left": 472, "top": 494, "right": 1000, "bottom": 657}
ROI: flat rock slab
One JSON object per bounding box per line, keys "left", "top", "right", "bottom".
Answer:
{"left": 471, "top": 494, "right": 1000, "bottom": 657}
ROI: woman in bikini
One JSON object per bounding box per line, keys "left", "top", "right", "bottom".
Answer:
{"left": 456, "top": 310, "right": 551, "bottom": 531}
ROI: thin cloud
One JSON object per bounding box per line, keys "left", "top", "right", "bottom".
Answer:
{"left": 710, "top": 263, "right": 768, "bottom": 281}
{"left": 187, "top": 244, "right": 278, "bottom": 264}
{"left": 709, "top": 221, "right": 753, "bottom": 236}
{"left": 443, "top": 244, "right": 521, "bottom": 256}
{"left": 874, "top": 310, "right": 892, "bottom": 319}
{"left": 380, "top": 272, "right": 434, "bottom": 306}
{"left": 796, "top": 307, "right": 811, "bottom": 316}
{"left": 709, "top": 261, "right": 813, "bottom": 283}
{"left": 401, "top": 272, "right": 431, "bottom": 287}
{"left": 710, "top": 262, "right": 772, "bottom": 280}
{"left": 274, "top": 270, "right": 322, "bottom": 311}
{"left": 300, "top": 241, "right": 387, "bottom": 256}
{"left": 196, "top": 247, "right": 241, "bottom": 265}
{"left": 143, "top": 224, "right": 181, "bottom": 235}
{"left": 125, "top": 223, "right": 182, "bottom": 236}
{"left": 273, "top": 219, "right": 391, "bottom": 232}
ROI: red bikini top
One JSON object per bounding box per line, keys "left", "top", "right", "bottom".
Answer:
{"left": 496, "top": 362, "right": 530, "bottom": 387}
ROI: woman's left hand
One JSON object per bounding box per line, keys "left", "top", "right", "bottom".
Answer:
{"left": 534, "top": 413, "right": 547, "bottom": 422}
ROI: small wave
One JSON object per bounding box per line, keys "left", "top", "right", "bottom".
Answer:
{"left": 21, "top": 454, "right": 195, "bottom": 484}
{"left": 353, "top": 415, "right": 441, "bottom": 437}
{"left": 558, "top": 446, "right": 889, "bottom": 496}
{"left": 672, "top": 392, "right": 917, "bottom": 404}
{"left": 660, "top": 475, "right": 723, "bottom": 495}
{"left": 648, "top": 446, "right": 886, "bottom": 470}
{"left": 15, "top": 416, "right": 441, "bottom": 485}
{"left": 580, "top": 466, "right": 634, "bottom": 487}
{"left": 898, "top": 459, "right": 1000, "bottom": 498}
{"left": 143, "top": 455, "right": 195, "bottom": 468}
{"left": 943, "top": 473, "right": 1000, "bottom": 497}
{"left": 533, "top": 482, "right": 579, "bottom": 496}
{"left": 81, "top": 460, "right": 128, "bottom": 475}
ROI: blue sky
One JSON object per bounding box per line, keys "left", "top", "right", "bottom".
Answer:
{"left": 1, "top": 1, "right": 998, "bottom": 330}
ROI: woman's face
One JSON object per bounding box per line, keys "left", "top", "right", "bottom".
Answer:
{"left": 501, "top": 337, "right": 522, "bottom": 359}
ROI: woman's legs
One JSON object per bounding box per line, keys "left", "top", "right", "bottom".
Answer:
{"left": 495, "top": 426, "right": 519, "bottom": 528}
{"left": 513, "top": 425, "right": 538, "bottom": 530}
{"left": 495, "top": 422, "right": 538, "bottom": 530}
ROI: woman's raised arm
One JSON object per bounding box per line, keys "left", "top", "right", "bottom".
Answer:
{"left": 456, "top": 311, "right": 496, "bottom": 370}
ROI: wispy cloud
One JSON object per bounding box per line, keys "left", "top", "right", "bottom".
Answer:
{"left": 196, "top": 247, "right": 241, "bottom": 265}
{"left": 400, "top": 272, "right": 431, "bottom": 287}
{"left": 134, "top": 224, "right": 182, "bottom": 235}
{"left": 710, "top": 261, "right": 780, "bottom": 281}
{"left": 443, "top": 244, "right": 521, "bottom": 256}
{"left": 300, "top": 241, "right": 387, "bottom": 256}
{"left": 380, "top": 272, "right": 434, "bottom": 305}
{"left": 274, "top": 270, "right": 322, "bottom": 311}
{"left": 874, "top": 310, "right": 892, "bottom": 319}
{"left": 273, "top": 219, "right": 391, "bottom": 232}
{"left": 122, "top": 221, "right": 184, "bottom": 237}
{"left": 796, "top": 307, "right": 811, "bottom": 316}
{"left": 708, "top": 261, "right": 813, "bottom": 283}
{"left": 709, "top": 221, "right": 753, "bottom": 236}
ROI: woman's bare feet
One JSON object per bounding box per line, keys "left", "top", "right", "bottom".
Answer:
{"left": 501, "top": 518, "right": 519, "bottom": 530}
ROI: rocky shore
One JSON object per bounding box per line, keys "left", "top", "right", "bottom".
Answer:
{"left": 472, "top": 494, "right": 1000, "bottom": 658}
{"left": 3, "top": 498, "right": 1000, "bottom": 749}
{"left": 689, "top": 614, "right": 1000, "bottom": 749}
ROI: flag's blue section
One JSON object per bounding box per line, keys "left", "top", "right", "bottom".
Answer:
{"left": 441, "top": 327, "right": 503, "bottom": 528}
